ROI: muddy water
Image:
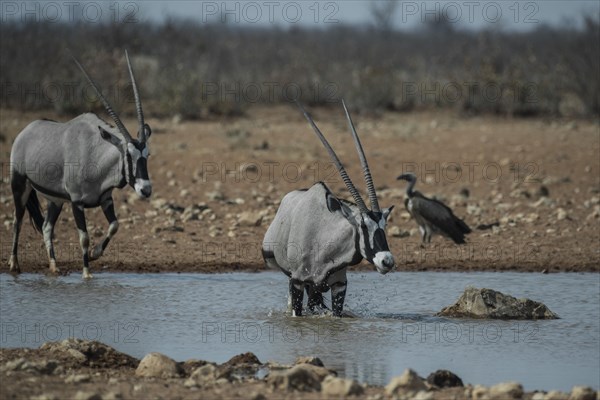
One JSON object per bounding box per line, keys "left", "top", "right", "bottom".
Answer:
{"left": 1, "top": 271, "right": 598, "bottom": 391}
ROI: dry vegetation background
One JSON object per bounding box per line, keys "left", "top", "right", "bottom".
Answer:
{"left": 0, "top": 14, "right": 599, "bottom": 119}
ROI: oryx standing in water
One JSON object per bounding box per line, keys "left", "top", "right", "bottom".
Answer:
{"left": 263, "top": 101, "right": 395, "bottom": 317}
{"left": 8, "top": 51, "right": 152, "bottom": 278}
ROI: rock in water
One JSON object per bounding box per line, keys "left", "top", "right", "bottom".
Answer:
{"left": 437, "top": 287, "right": 559, "bottom": 320}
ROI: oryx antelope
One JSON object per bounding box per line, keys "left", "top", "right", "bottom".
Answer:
{"left": 8, "top": 51, "right": 152, "bottom": 278}
{"left": 397, "top": 173, "right": 471, "bottom": 245}
{"left": 262, "top": 101, "right": 395, "bottom": 317}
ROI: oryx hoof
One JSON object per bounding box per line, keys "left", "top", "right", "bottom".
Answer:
{"left": 8, "top": 256, "right": 21, "bottom": 274}
{"left": 49, "top": 260, "right": 60, "bottom": 274}
{"left": 89, "top": 245, "right": 103, "bottom": 261}
{"left": 82, "top": 268, "right": 93, "bottom": 279}
{"left": 307, "top": 305, "right": 328, "bottom": 315}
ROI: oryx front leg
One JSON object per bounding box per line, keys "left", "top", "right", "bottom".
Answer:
{"left": 89, "top": 198, "right": 118, "bottom": 261}
{"left": 289, "top": 279, "right": 304, "bottom": 317}
{"left": 43, "top": 202, "right": 63, "bottom": 274}
{"left": 331, "top": 281, "right": 347, "bottom": 317}
{"left": 72, "top": 204, "right": 92, "bottom": 279}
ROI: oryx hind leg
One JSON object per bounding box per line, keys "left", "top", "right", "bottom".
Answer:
{"left": 43, "top": 202, "right": 63, "bottom": 274}
{"left": 9, "top": 172, "right": 31, "bottom": 274}
{"left": 89, "top": 197, "right": 118, "bottom": 261}
{"left": 306, "top": 285, "right": 328, "bottom": 314}
{"left": 289, "top": 279, "right": 304, "bottom": 317}
{"left": 72, "top": 204, "right": 92, "bottom": 279}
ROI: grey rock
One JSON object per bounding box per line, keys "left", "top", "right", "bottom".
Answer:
{"left": 537, "top": 186, "right": 550, "bottom": 197}
{"left": 489, "top": 382, "right": 523, "bottom": 399}
{"left": 294, "top": 356, "right": 324, "bottom": 367}
{"left": 65, "top": 374, "right": 91, "bottom": 383}
{"left": 385, "top": 369, "right": 427, "bottom": 396}
{"left": 569, "top": 386, "right": 596, "bottom": 400}
{"left": 184, "top": 364, "right": 217, "bottom": 388}
{"left": 413, "top": 391, "right": 434, "bottom": 400}
{"left": 40, "top": 339, "right": 137, "bottom": 368}
{"left": 2, "top": 358, "right": 58, "bottom": 375}
{"left": 545, "top": 391, "right": 569, "bottom": 400}
{"left": 207, "top": 190, "right": 225, "bottom": 201}
{"left": 238, "top": 211, "right": 263, "bottom": 227}
{"left": 66, "top": 348, "right": 87, "bottom": 363}
{"left": 321, "top": 375, "right": 364, "bottom": 396}
{"left": 103, "top": 392, "right": 123, "bottom": 400}
{"left": 557, "top": 208, "right": 568, "bottom": 221}
{"left": 531, "top": 393, "right": 547, "bottom": 400}
{"left": 73, "top": 392, "right": 102, "bottom": 400}
{"left": 135, "top": 352, "right": 180, "bottom": 378}
{"left": 389, "top": 226, "right": 411, "bottom": 238}
{"left": 217, "top": 352, "right": 262, "bottom": 382}
{"left": 438, "top": 287, "right": 559, "bottom": 320}
{"left": 29, "top": 394, "right": 59, "bottom": 400}
{"left": 2, "top": 357, "right": 27, "bottom": 371}
{"left": 249, "top": 392, "right": 266, "bottom": 400}
{"left": 181, "top": 203, "right": 209, "bottom": 222}
{"left": 472, "top": 385, "right": 489, "bottom": 400}
{"left": 267, "top": 363, "right": 333, "bottom": 392}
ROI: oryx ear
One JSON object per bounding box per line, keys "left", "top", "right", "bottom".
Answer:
{"left": 326, "top": 192, "right": 354, "bottom": 219}
{"left": 382, "top": 205, "right": 395, "bottom": 220}
{"left": 326, "top": 192, "right": 342, "bottom": 213}
{"left": 143, "top": 124, "right": 151, "bottom": 139}
{"left": 98, "top": 126, "right": 123, "bottom": 148}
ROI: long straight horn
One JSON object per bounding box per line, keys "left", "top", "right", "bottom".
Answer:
{"left": 125, "top": 50, "right": 145, "bottom": 142}
{"left": 71, "top": 54, "right": 132, "bottom": 142}
{"left": 342, "top": 100, "right": 380, "bottom": 212}
{"left": 296, "top": 102, "right": 369, "bottom": 213}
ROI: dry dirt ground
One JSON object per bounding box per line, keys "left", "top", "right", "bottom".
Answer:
{"left": 0, "top": 106, "right": 599, "bottom": 275}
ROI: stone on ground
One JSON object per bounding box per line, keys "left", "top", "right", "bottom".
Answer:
{"left": 135, "top": 352, "right": 180, "bottom": 378}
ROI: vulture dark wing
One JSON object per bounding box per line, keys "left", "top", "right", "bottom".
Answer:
{"left": 411, "top": 195, "right": 470, "bottom": 244}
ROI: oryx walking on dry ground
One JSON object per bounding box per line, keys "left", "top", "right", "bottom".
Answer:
{"left": 8, "top": 51, "right": 152, "bottom": 278}
{"left": 263, "top": 101, "right": 395, "bottom": 317}
{"left": 397, "top": 172, "right": 471, "bottom": 245}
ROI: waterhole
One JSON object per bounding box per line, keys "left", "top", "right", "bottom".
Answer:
{"left": 1, "top": 271, "right": 598, "bottom": 391}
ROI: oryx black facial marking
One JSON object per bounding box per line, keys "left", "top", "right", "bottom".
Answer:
{"left": 8, "top": 50, "right": 152, "bottom": 279}
{"left": 357, "top": 208, "right": 394, "bottom": 273}
{"left": 263, "top": 101, "right": 396, "bottom": 317}
{"left": 127, "top": 137, "right": 152, "bottom": 198}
